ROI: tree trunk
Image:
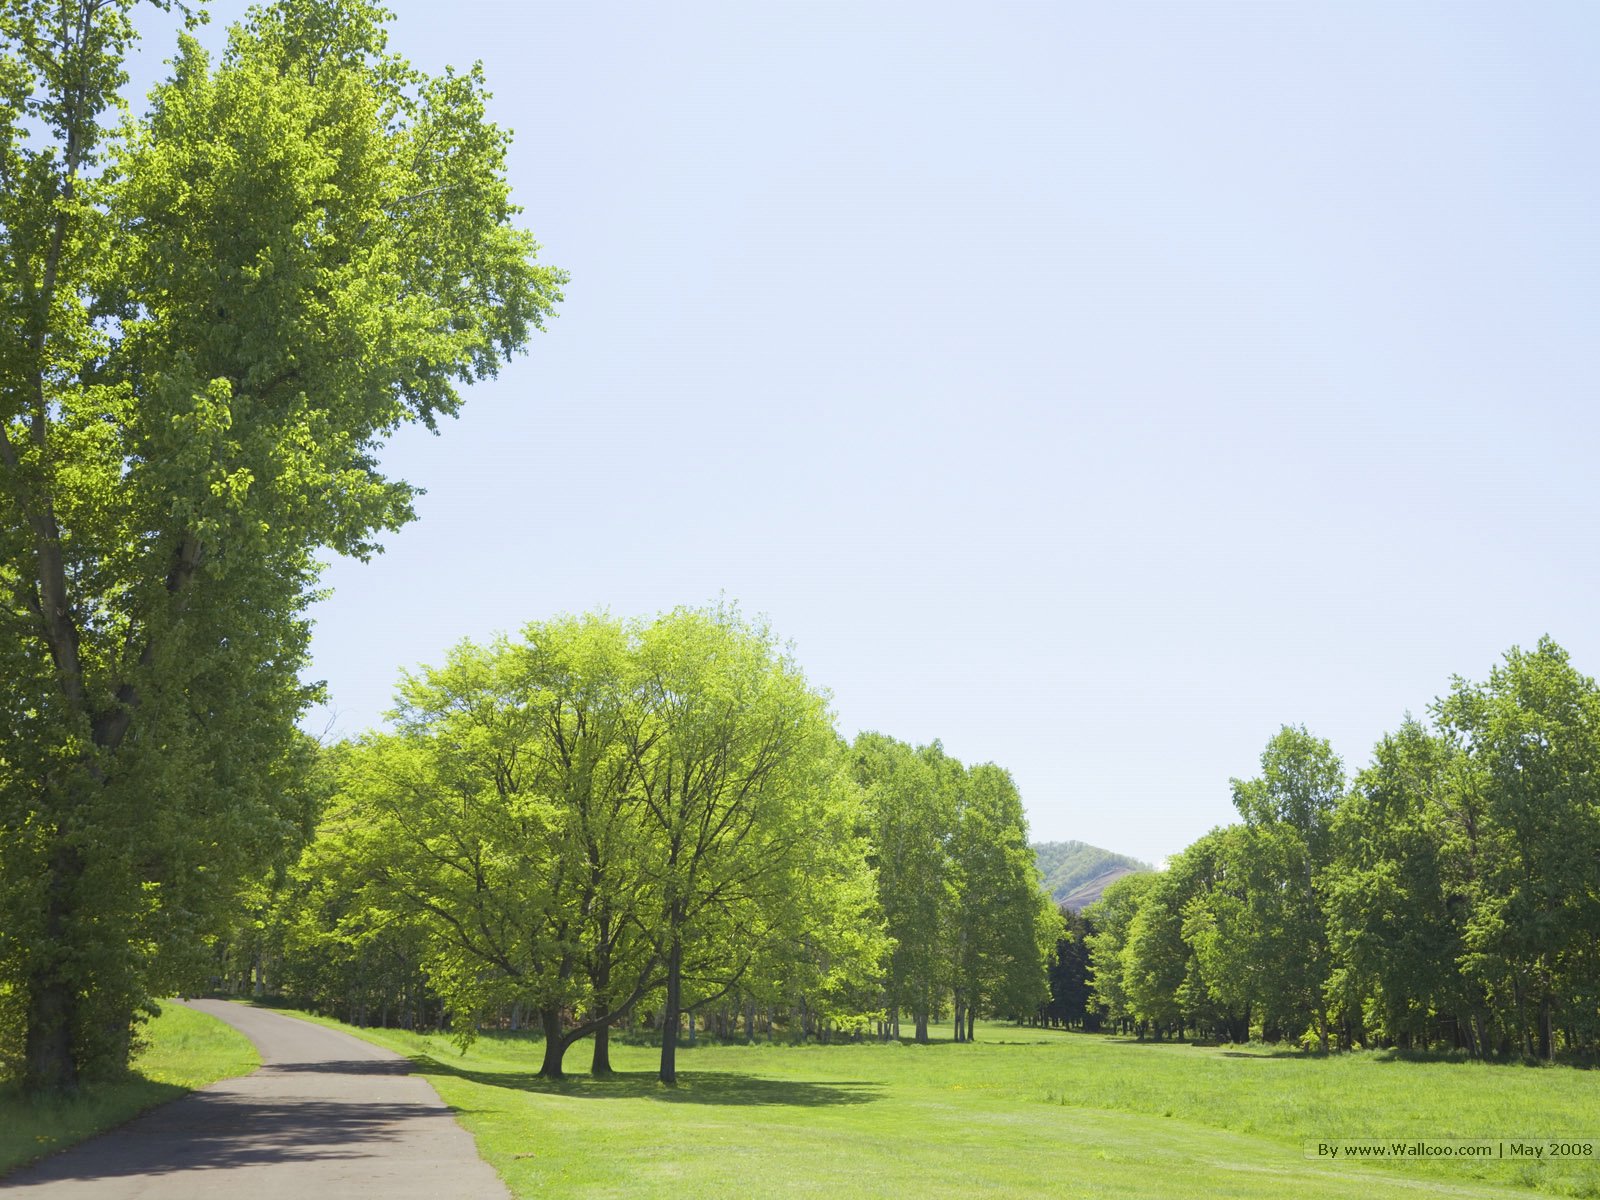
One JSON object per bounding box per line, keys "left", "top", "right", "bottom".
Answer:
{"left": 538, "top": 1006, "right": 566, "bottom": 1078}
{"left": 953, "top": 993, "right": 965, "bottom": 1043}
{"left": 914, "top": 1009, "right": 929, "bottom": 1044}
{"left": 966, "top": 1007, "right": 974, "bottom": 1042}
{"left": 591, "top": 1021, "right": 613, "bottom": 1075}
{"left": 660, "top": 935, "right": 683, "bottom": 1085}
{"left": 23, "top": 841, "right": 84, "bottom": 1093}
{"left": 24, "top": 976, "right": 79, "bottom": 1094}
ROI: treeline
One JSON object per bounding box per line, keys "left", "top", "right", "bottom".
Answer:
{"left": 1077, "top": 638, "right": 1600, "bottom": 1061}
{"left": 221, "top": 606, "right": 1056, "bottom": 1082}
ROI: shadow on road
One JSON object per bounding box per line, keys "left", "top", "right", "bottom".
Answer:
{"left": 259, "top": 1058, "right": 412, "bottom": 1076}
{"left": 3, "top": 1091, "right": 439, "bottom": 1186}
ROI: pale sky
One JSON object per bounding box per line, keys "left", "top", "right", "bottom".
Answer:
{"left": 128, "top": 2, "right": 1600, "bottom": 863}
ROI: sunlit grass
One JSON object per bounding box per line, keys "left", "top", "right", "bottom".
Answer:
{"left": 0, "top": 1001, "right": 259, "bottom": 1177}
{"left": 286, "top": 1011, "right": 1599, "bottom": 1199}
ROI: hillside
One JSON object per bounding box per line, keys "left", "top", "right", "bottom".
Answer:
{"left": 1033, "top": 840, "right": 1152, "bottom": 909}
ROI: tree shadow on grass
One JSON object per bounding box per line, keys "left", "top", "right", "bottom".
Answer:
{"left": 409, "top": 1056, "right": 881, "bottom": 1107}
{"left": 1364, "top": 1048, "right": 1593, "bottom": 1070}
{"left": 1217, "top": 1049, "right": 1317, "bottom": 1060}
{"left": 1091, "top": 1036, "right": 1307, "bottom": 1057}
{"left": 1216, "top": 1046, "right": 1594, "bottom": 1068}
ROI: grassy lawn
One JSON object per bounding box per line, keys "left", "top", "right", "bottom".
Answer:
{"left": 279, "top": 1012, "right": 1600, "bottom": 1199}
{"left": 0, "top": 1001, "right": 260, "bottom": 1177}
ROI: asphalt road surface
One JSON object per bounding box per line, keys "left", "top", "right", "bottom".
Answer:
{"left": 2, "top": 1000, "right": 511, "bottom": 1198}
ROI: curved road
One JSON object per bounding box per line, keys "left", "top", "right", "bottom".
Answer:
{"left": 2, "top": 1001, "right": 510, "bottom": 1198}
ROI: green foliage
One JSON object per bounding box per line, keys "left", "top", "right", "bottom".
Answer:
{"left": 0, "top": 0, "right": 561, "bottom": 1089}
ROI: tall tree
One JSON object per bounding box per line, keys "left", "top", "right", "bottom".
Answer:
{"left": 1227, "top": 726, "right": 1343, "bottom": 1048}
{"left": 853, "top": 732, "right": 952, "bottom": 1043}
{"left": 1124, "top": 828, "right": 1242, "bottom": 1041}
{"left": 0, "top": 0, "right": 562, "bottom": 1089}
{"left": 949, "top": 762, "right": 1053, "bottom": 1040}
{"left": 1435, "top": 638, "right": 1600, "bottom": 1060}
{"left": 1322, "top": 718, "right": 1481, "bottom": 1051}
{"left": 1175, "top": 825, "right": 1256, "bottom": 1043}
{"left": 627, "top": 606, "right": 849, "bottom": 1084}
{"left": 1084, "top": 871, "right": 1156, "bottom": 1035}
{"left": 332, "top": 617, "right": 661, "bottom": 1078}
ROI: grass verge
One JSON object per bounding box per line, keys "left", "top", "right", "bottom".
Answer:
{"left": 0, "top": 1001, "right": 259, "bottom": 1177}
{"left": 271, "top": 1011, "right": 1599, "bottom": 1200}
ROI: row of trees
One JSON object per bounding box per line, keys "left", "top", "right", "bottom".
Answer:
{"left": 850, "top": 734, "right": 1056, "bottom": 1043}
{"left": 1084, "top": 638, "right": 1600, "bottom": 1061}
{"left": 0, "top": 0, "right": 563, "bottom": 1091}
{"left": 228, "top": 608, "right": 1055, "bottom": 1082}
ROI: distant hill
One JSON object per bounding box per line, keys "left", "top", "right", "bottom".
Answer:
{"left": 1053, "top": 865, "right": 1144, "bottom": 912}
{"left": 1033, "top": 840, "right": 1153, "bottom": 910}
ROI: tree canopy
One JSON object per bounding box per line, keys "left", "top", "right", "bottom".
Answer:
{"left": 280, "top": 608, "right": 890, "bottom": 1084}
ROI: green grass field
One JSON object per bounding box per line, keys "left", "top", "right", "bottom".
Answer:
{"left": 0, "top": 1001, "right": 259, "bottom": 1177}
{"left": 285, "top": 1013, "right": 1599, "bottom": 1200}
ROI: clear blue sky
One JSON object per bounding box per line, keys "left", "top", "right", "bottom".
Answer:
{"left": 129, "top": 2, "right": 1600, "bottom": 864}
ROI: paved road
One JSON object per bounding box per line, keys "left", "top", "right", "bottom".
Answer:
{"left": 2, "top": 1001, "right": 511, "bottom": 1198}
